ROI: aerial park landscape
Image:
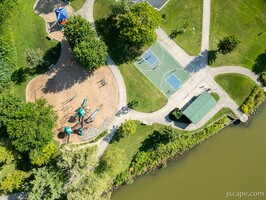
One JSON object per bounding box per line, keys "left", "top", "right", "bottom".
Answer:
{"left": 0, "top": 0, "right": 265, "bottom": 199}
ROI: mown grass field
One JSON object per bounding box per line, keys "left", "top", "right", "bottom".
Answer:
{"left": 120, "top": 64, "right": 167, "bottom": 112}
{"left": 70, "top": 0, "right": 86, "bottom": 11}
{"left": 8, "top": 0, "right": 60, "bottom": 99}
{"left": 215, "top": 74, "right": 256, "bottom": 106}
{"left": 209, "top": 0, "right": 266, "bottom": 71}
{"left": 160, "top": 0, "right": 203, "bottom": 56}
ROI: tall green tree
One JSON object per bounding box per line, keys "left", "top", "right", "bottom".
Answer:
{"left": 73, "top": 38, "right": 107, "bottom": 70}
{"left": 64, "top": 16, "right": 95, "bottom": 47}
{"left": 116, "top": 2, "right": 161, "bottom": 47}
{"left": 27, "top": 167, "right": 65, "bottom": 200}
{"left": 5, "top": 98, "right": 57, "bottom": 153}
{"left": 217, "top": 35, "right": 240, "bottom": 54}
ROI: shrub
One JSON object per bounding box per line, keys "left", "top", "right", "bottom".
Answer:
{"left": 25, "top": 48, "right": 44, "bottom": 67}
{"left": 240, "top": 85, "right": 265, "bottom": 114}
{"left": 120, "top": 120, "right": 137, "bottom": 136}
{"left": 259, "top": 72, "right": 266, "bottom": 86}
{"left": 29, "top": 142, "right": 58, "bottom": 166}
{"left": 0, "top": 146, "right": 14, "bottom": 165}
{"left": 169, "top": 108, "right": 182, "bottom": 121}
{"left": 0, "top": 170, "right": 27, "bottom": 194}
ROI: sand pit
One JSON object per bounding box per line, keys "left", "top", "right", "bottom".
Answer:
{"left": 27, "top": 57, "right": 119, "bottom": 144}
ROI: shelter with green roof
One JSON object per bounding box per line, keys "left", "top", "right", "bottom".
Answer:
{"left": 183, "top": 91, "right": 217, "bottom": 124}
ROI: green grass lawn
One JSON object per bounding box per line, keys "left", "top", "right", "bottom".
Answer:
{"left": 8, "top": 0, "right": 61, "bottom": 99}
{"left": 120, "top": 64, "right": 167, "bottom": 112}
{"left": 209, "top": 0, "right": 266, "bottom": 70}
{"left": 102, "top": 122, "right": 165, "bottom": 178}
{"left": 70, "top": 0, "right": 86, "bottom": 11}
{"left": 94, "top": 0, "right": 167, "bottom": 112}
{"left": 215, "top": 73, "right": 256, "bottom": 106}
{"left": 93, "top": 0, "right": 111, "bottom": 21}
{"left": 160, "top": 0, "right": 203, "bottom": 56}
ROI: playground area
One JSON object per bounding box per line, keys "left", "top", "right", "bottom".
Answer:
{"left": 27, "top": 60, "right": 119, "bottom": 143}
{"left": 134, "top": 42, "right": 191, "bottom": 98}
{"left": 34, "top": 0, "right": 74, "bottom": 41}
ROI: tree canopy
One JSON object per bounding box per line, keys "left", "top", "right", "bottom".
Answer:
{"left": 6, "top": 99, "right": 57, "bottom": 153}
{"left": 0, "top": 94, "right": 57, "bottom": 155}
{"left": 64, "top": 16, "right": 95, "bottom": 48}
{"left": 116, "top": 2, "right": 161, "bottom": 47}
{"left": 73, "top": 38, "right": 107, "bottom": 70}
{"left": 27, "top": 167, "right": 65, "bottom": 200}
{"left": 64, "top": 16, "right": 108, "bottom": 70}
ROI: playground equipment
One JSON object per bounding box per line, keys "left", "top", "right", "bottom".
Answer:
{"left": 50, "top": 7, "right": 68, "bottom": 32}
{"left": 84, "top": 108, "right": 100, "bottom": 124}
{"left": 63, "top": 98, "right": 100, "bottom": 143}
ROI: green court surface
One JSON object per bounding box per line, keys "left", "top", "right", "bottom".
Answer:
{"left": 134, "top": 42, "right": 190, "bottom": 98}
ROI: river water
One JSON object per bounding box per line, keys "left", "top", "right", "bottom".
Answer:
{"left": 112, "top": 103, "right": 266, "bottom": 200}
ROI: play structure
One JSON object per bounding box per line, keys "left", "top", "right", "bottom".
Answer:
{"left": 54, "top": 7, "right": 68, "bottom": 30}
{"left": 64, "top": 98, "right": 100, "bottom": 143}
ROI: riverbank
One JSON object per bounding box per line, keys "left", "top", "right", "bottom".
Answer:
{"left": 111, "top": 103, "right": 266, "bottom": 200}
{"left": 98, "top": 115, "right": 234, "bottom": 194}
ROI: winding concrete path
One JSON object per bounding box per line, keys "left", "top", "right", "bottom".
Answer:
{"left": 73, "top": 0, "right": 263, "bottom": 157}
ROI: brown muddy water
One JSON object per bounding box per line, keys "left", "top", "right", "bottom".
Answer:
{"left": 112, "top": 103, "right": 266, "bottom": 200}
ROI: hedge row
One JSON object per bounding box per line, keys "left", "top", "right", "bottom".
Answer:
{"left": 240, "top": 85, "right": 265, "bottom": 114}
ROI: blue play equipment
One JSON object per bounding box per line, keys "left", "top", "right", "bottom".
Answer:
{"left": 55, "top": 7, "right": 68, "bottom": 22}
{"left": 81, "top": 98, "right": 88, "bottom": 107}
{"left": 77, "top": 108, "right": 86, "bottom": 117}
{"left": 64, "top": 126, "right": 72, "bottom": 135}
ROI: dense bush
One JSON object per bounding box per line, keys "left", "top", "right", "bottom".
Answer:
{"left": 0, "top": 170, "right": 27, "bottom": 194}
{"left": 0, "top": 146, "right": 14, "bottom": 165}
{"left": 0, "top": 0, "right": 17, "bottom": 93}
{"left": 25, "top": 48, "right": 44, "bottom": 67}
{"left": 29, "top": 142, "right": 58, "bottom": 166}
{"left": 240, "top": 85, "right": 265, "bottom": 114}
{"left": 169, "top": 108, "right": 182, "bottom": 121}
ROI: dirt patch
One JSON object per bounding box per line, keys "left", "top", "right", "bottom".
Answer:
{"left": 27, "top": 62, "right": 119, "bottom": 144}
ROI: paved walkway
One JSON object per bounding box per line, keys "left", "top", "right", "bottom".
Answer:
{"left": 74, "top": 0, "right": 262, "bottom": 157}
{"left": 76, "top": 0, "right": 95, "bottom": 23}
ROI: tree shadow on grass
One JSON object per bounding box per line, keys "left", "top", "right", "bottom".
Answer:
{"left": 109, "top": 129, "right": 123, "bottom": 144}
{"left": 252, "top": 50, "right": 266, "bottom": 74}
{"left": 185, "top": 50, "right": 208, "bottom": 73}
{"left": 208, "top": 50, "right": 218, "bottom": 65}
{"left": 11, "top": 43, "right": 61, "bottom": 85}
